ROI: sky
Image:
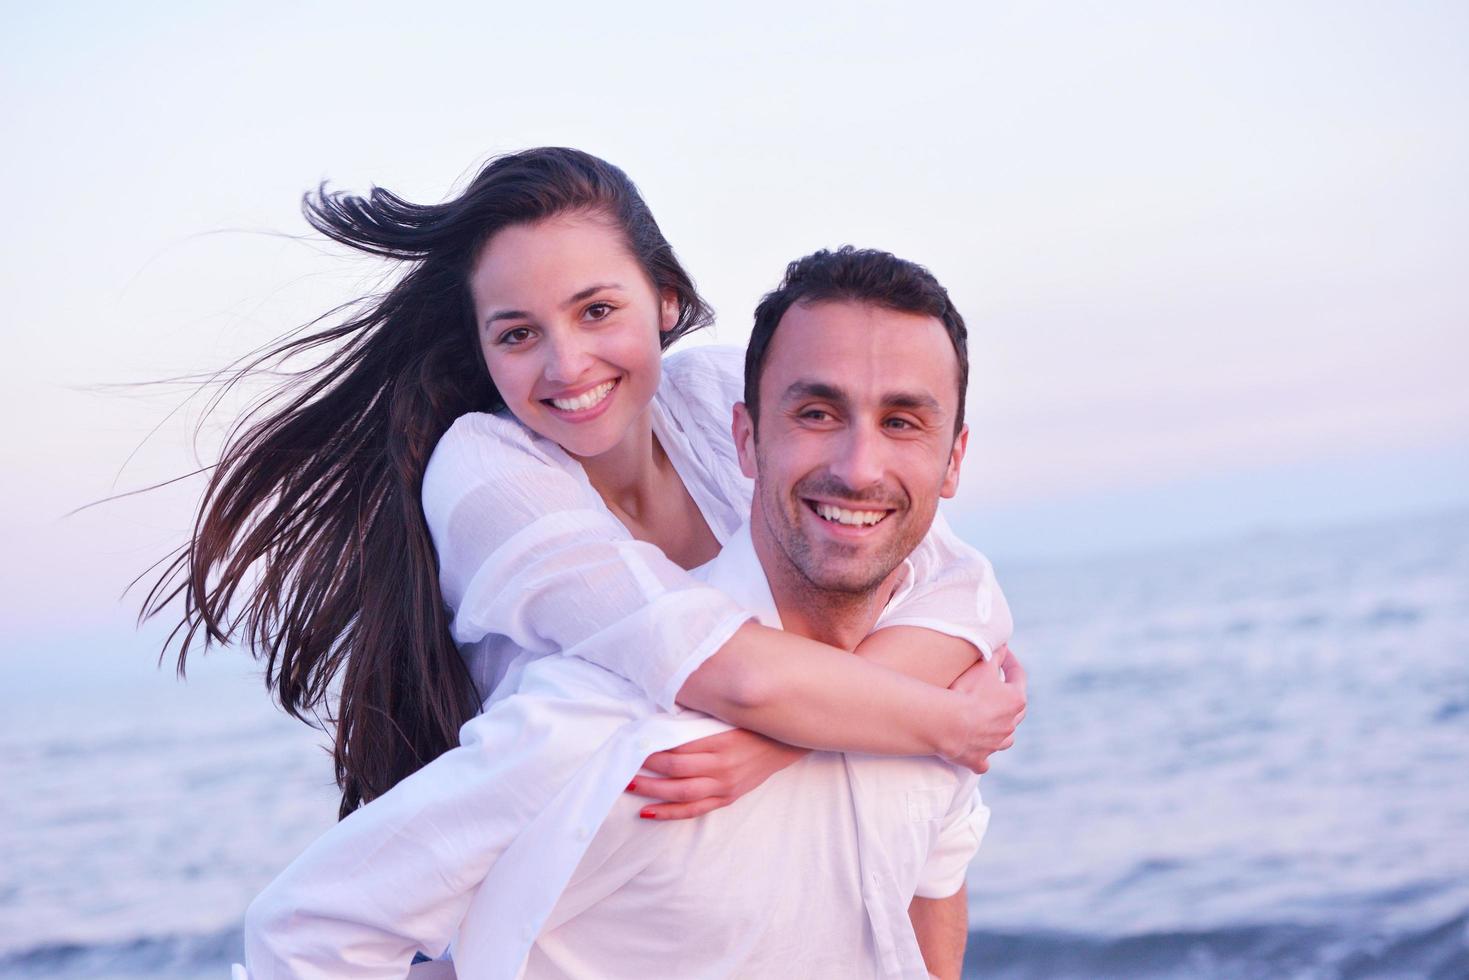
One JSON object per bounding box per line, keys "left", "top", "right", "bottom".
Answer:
{"left": 2, "top": 1, "right": 1466, "bottom": 643}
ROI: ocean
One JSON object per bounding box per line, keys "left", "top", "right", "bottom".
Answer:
{"left": 4, "top": 508, "right": 1467, "bottom": 978}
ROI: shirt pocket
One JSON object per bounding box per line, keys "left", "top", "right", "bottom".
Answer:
{"left": 905, "top": 786, "right": 949, "bottom": 824}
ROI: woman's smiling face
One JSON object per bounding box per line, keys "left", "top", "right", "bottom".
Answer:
{"left": 470, "top": 212, "right": 676, "bottom": 460}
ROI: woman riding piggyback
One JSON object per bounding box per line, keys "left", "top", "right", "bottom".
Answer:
{"left": 149, "top": 147, "right": 1024, "bottom": 974}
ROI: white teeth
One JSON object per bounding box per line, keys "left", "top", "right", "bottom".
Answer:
{"left": 814, "top": 503, "right": 887, "bottom": 526}
{"left": 549, "top": 381, "right": 615, "bottom": 412}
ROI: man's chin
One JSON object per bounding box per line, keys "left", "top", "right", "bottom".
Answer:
{"left": 794, "top": 558, "right": 898, "bottom": 597}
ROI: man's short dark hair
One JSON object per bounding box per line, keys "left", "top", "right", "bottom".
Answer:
{"left": 743, "top": 246, "right": 969, "bottom": 435}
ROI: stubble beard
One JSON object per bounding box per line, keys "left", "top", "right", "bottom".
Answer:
{"left": 757, "top": 468, "right": 920, "bottom": 601}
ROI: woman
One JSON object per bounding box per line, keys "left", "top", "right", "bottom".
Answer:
{"left": 149, "top": 147, "right": 1022, "bottom": 974}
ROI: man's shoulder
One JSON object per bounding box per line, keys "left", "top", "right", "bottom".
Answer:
{"left": 845, "top": 752, "right": 976, "bottom": 803}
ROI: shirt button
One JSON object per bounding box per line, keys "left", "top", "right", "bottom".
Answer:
{"left": 522, "top": 925, "right": 535, "bottom": 941}
{"left": 576, "top": 826, "right": 589, "bottom": 841}
{"left": 636, "top": 738, "right": 652, "bottom": 752}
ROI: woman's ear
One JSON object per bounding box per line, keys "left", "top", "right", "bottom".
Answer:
{"left": 660, "top": 289, "right": 679, "bottom": 333}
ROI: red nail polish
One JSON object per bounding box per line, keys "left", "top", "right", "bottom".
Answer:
{"left": 627, "top": 780, "right": 637, "bottom": 792}
{"left": 639, "top": 808, "right": 656, "bottom": 819}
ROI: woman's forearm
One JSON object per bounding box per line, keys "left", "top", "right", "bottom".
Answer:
{"left": 676, "top": 621, "right": 966, "bottom": 758}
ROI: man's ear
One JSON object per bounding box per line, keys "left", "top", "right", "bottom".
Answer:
{"left": 659, "top": 289, "right": 679, "bottom": 334}
{"left": 940, "top": 423, "right": 968, "bottom": 498}
{"left": 732, "top": 402, "right": 758, "bottom": 479}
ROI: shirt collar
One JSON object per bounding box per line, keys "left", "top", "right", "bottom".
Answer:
{"left": 693, "top": 522, "right": 783, "bottom": 630}
{"left": 693, "top": 521, "right": 920, "bottom": 631}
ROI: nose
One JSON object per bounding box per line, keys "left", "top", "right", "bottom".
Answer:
{"left": 542, "top": 328, "right": 594, "bottom": 385}
{"left": 827, "top": 421, "right": 887, "bottom": 494}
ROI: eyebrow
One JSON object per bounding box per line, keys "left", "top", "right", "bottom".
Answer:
{"left": 781, "top": 380, "right": 943, "bottom": 414}
{"left": 782, "top": 380, "right": 848, "bottom": 404}
{"left": 883, "top": 391, "right": 943, "bottom": 413}
{"left": 482, "top": 282, "right": 625, "bottom": 329}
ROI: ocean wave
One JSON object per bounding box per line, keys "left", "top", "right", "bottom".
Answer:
{"left": 0, "top": 927, "right": 240, "bottom": 980}
{"left": 10, "top": 913, "right": 1465, "bottom": 980}
{"left": 963, "top": 910, "right": 1469, "bottom": 979}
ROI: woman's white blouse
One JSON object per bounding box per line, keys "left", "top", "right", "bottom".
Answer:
{"left": 239, "top": 344, "right": 1013, "bottom": 979}
{"left": 421, "top": 345, "right": 758, "bottom": 711}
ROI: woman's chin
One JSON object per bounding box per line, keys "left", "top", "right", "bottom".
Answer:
{"left": 527, "top": 392, "right": 649, "bottom": 461}
{"left": 559, "top": 438, "right": 617, "bottom": 460}
{"left": 541, "top": 420, "right": 624, "bottom": 461}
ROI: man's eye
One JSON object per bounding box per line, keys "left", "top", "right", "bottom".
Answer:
{"left": 585, "top": 302, "right": 615, "bottom": 320}
{"left": 884, "top": 417, "right": 915, "bottom": 430}
{"left": 801, "top": 409, "right": 832, "bottom": 422}
{"left": 498, "top": 326, "right": 534, "bottom": 346}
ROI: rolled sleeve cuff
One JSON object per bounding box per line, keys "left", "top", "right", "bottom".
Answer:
{"left": 914, "top": 795, "right": 991, "bottom": 899}
{"left": 874, "top": 615, "right": 996, "bottom": 661}
{"left": 559, "top": 586, "right": 757, "bottom": 714}
{"left": 653, "top": 608, "right": 757, "bottom": 712}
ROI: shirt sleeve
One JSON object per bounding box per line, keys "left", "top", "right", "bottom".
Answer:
{"left": 242, "top": 662, "right": 655, "bottom": 979}
{"left": 423, "top": 412, "right": 754, "bottom": 711}
{"left": 874, "top": 510, "right": 1013, "bottom": 661}
{"left": 655, "top": 344, "right": 751, "bottom": 511}
{"left": 913, "top": 777, "right": 991, "bottom": 899}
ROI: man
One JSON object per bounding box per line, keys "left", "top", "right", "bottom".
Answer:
{"left": 245, "top": 247, "right": 1021, "bottom": 980}
{"left": 464, "top": 246, "right": 1016, "bottom": 979}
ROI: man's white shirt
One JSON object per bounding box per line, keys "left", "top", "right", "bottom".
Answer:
{"left": 519, "top": 522, "right": 990, "bottom": 979}
{"left": 243, "top": 522, "right": 991, "bottom": 980}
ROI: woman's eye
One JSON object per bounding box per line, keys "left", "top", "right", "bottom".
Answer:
{"left": 585, "top": 302, "right": 615, "bottom": 321}
{"left": 498, "top": 326, "right": 534, "bottom": 346}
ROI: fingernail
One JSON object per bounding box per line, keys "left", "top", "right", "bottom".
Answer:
{"left": 639, "top": 808, "right": 656, "bottom": 820}
{"left": 627, "top": 780, "right": 637, "bottom": 792}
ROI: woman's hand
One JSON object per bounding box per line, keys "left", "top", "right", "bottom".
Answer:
{"left": 943, "top": 644, "right": 1027, "bottom": 774}
{"left": 628, "top": 728, "right": 809, "bottom": 820}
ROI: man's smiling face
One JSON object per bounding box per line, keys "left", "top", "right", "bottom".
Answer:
{"left": 733, "top": 298, "right": 968, "bottom": 598}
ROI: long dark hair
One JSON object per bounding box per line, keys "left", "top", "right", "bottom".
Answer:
{"left": 143, "top": 148, "right": 714, "bottom": 817}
